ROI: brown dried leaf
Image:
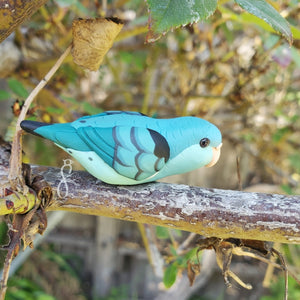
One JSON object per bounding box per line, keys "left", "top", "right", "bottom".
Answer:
{"left": 197, "top": 238, "right": 252, "bottom": 289}
{"left": 240, "top": 239, "right": 269, "bottom": 256}
{"left": 187, "top": 260, "right": 200, "bottom": 286}
{"left": 72, "top": 17, "right": 124, "bottom": 71}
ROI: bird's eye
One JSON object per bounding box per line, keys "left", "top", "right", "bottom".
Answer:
{"left": 200, "top": 138, "right": 210, "bottom": 148}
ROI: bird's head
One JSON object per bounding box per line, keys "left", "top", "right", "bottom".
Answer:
{"left": 197, "top": 122, "right": 222, "bottom": 168}
{"left": 163, "top": 117, "right": 222, "bottom": 175}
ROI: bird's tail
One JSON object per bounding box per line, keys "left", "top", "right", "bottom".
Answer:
{"left": 20, "top": 120, "right": 51, "bottom": 137}
{"left": 21, "top": 120, "right": 88, "bottom": 151}
{"left": 20, "top": 120, "right": 72, "bottom": 143}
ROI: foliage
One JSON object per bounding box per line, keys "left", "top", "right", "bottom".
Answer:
{"left": 0, "top": 221, "right": 8, "bottom": 266}
{"left": 7, "top": 79, "right": 29, "bottom": 99}
{"left": 234, "top": 0, "right": 291, "bottom": 43}
{"left": 162, "top": 246, "right": 200, "bottom": 288}
{"left": 155, "top": 227, "right": 200, "bottom": 288}
{"left": 6, "top": 278, "right": 56, "bottom": 300}
{"left": 146, "top": 0, "right": 292, "bottom": 43}
{"left": 0, "top": 0, "right": 299, "bottom": 299}
{"left": 5, "top": 246, "right": 86, "bottom": 300}
{"left": 146, "top": 0, "right": 217, "bottom": 38}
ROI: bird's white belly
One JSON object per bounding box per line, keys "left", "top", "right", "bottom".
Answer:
{"left": 58, "top": 145, "right": 158, "bottom": 185}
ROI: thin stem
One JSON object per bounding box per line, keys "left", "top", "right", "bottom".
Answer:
{"left": 8, "top": 45, "right": 72, "bottom": 185}
{"left": 16, "top": 44, "right": 71, "bottom": 132}
{"left": 0, "top": 251, "right": 13, "bottom": 300}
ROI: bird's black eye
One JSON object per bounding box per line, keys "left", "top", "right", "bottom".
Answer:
{"left": 200, "top": 138, "right": 210, "bottom": 148}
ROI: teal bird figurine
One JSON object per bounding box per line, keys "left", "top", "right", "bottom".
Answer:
{"left": 20, "top": 111, "right": 222, "bottom": 185}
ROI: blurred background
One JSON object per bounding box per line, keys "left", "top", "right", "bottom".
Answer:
{"left": 0, "top": 0, "right": 299, "bottom": 299}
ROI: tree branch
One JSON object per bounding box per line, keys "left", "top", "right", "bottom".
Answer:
{"left": 29, "top": 164, "right": 300, "bottom": 244}
{"left": 1, "top": 148, "right": 300, "bottom": 244}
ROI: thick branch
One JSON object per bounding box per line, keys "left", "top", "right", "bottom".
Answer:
{"left": 22, "top": 164, "right": 300, "bottom": 244}
{"left": 1, "top": 141, "right": 299, "bottom": 244}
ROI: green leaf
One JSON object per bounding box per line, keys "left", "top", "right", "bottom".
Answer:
{"left": 0, "top": 221, "right": 8, "bottom": 244}
{"left": 289, "top": 153, "right": 300, "bottom": 174}
{"left": 46, "top": 107, "right": 65, "bottom": 114}
{"left": 119, "top": 51, "right": 147, "bottom": 71}
{"left": 7, "top": 289, "right": 34, "bottom": 300}
{"left": 170, "top": 245, "right": 178, "bottom": 257}
{"left": 43, "top": 250, "right": 77, "bottom": 277}
{"left": 8, "top": 277, "right": 40, "bottom": 290}
{"left": 163, "top": 263, "right": 178, "bottom": 288}
{"left": 280, "top": 184, "right": 293, "bottom": 195}
{"left": 291, "top": 47, "right": 300, "bottom": 68}
{"left": 7, "top": 78, "right": 29, "bottom": 98}
{"left": 147, "top": 0, "right": 217, "bottom": 34}
{"left": 156, "top": 226, "right": 170, "bottom": 239}
{"left": 183, "top": 247, "right": 199, "bottom": 264}
{"left": 235, "top": 0, "right": 292, "bottom": 44}
{"left": 61, "top": 95, "right": 77, "bottom": 104}
{"left": 172, "top": 229, "right": 182, "bottom": 237}
{"left": 272, "top": 127, "right": 290, "bottom": 143}
{"left": 0, "top": 90, "right": 11, "bottom": 101}
{"left": 291, "top": 25, "right": 300, "bottom": 40}
{"left": 82, "top": 102, "right": 103, "bottom": 115}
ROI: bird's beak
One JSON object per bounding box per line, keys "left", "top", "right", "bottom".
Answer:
{"left": 205, "top": 143, "right": 222, "bottom": 168}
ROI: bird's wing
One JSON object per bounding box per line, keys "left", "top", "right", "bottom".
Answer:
{"left": 76, "top": 125, "right": 170, "bottom": 181}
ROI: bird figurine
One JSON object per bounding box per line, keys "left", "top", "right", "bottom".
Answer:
{"left": 20, "top": 111, "right": 222, "bottom": 185}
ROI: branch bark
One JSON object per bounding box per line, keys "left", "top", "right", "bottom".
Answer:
{"left": 27, "top": 164, "right": 300, "bottom": 244}
{"left": 1, "top": 150, "right": 300, "bottom": 244}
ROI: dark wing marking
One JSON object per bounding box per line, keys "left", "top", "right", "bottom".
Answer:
{"left": 148, "top": 129, "right": 170, "bottom": 165}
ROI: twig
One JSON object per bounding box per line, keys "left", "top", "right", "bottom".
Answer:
{"left": 177, "top": 233, "right": 198, "bottom": 255}
{"left": 262, "top": 245, "right": 277, "bottom": 288}
{"left": 233, "top": 248, "right": 300, "bottom": 287}
{"left": 139, "top": 223, "right": 164, "bottom": 277}
{"left": 0, "top": 207, "right": 37, "bottom": 300}
{"left": 227, "top": 270, "right": 252, "bottom": 290}
{"left": 0, "top": 211, "right": 66, "bottom": 278}
{"left": 8, "top": 44, "right": 72, "bottom": 187}
{"left": 271, "top": 247, "right": 288, "bottom": 300}
{"left": 0, "top": 250, "right": 13, "bottom": 300}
